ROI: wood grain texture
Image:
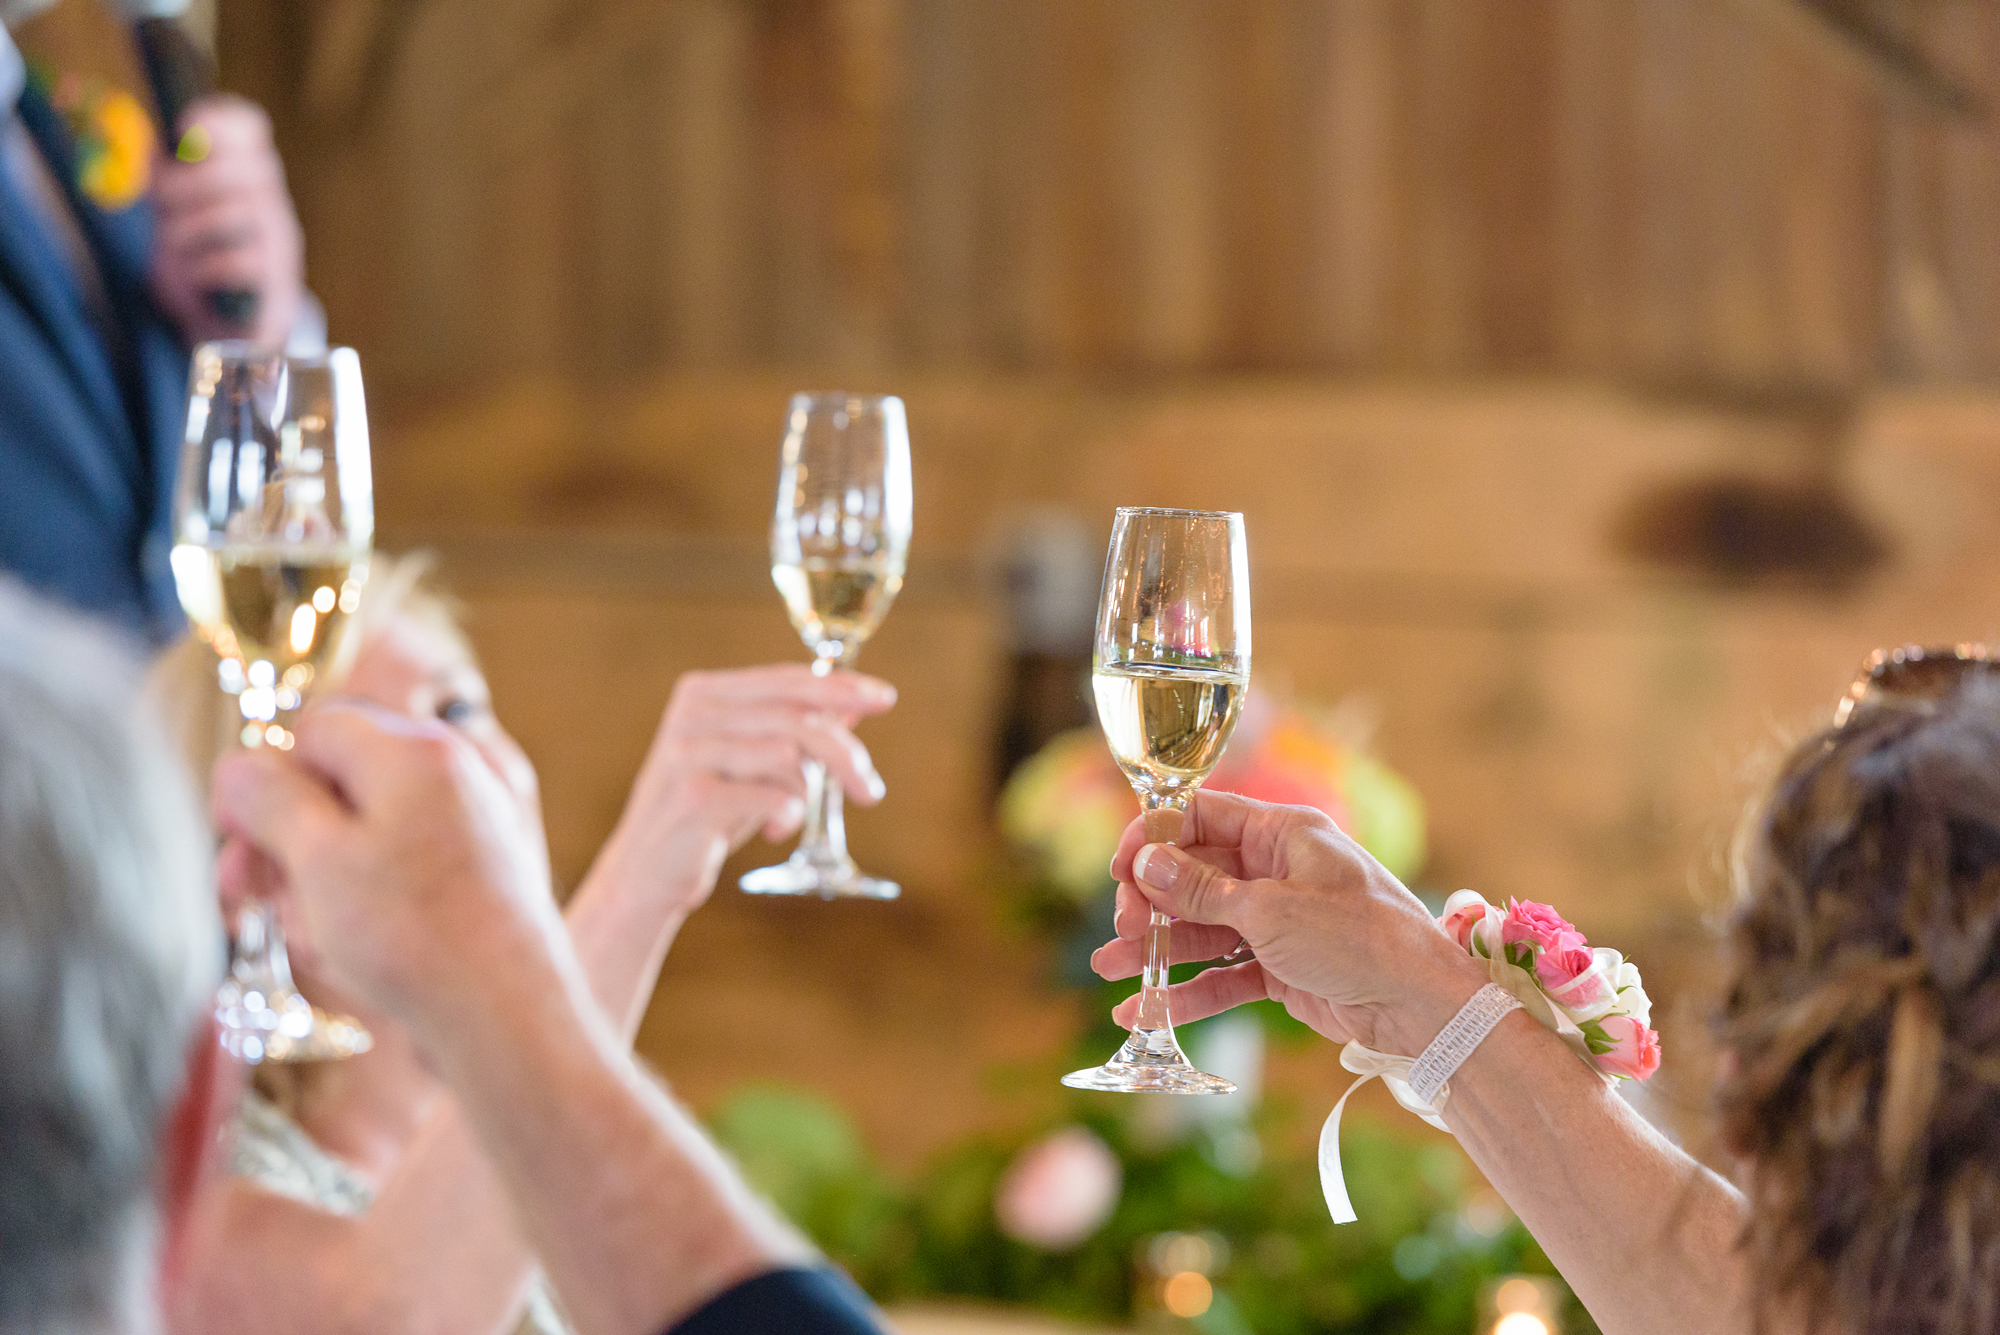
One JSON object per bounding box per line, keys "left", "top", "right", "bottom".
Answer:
{"left": 205, "top": 0, "right": 2000, "bottom": 395}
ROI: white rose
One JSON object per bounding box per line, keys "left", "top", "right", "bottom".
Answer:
{"left": 1603, "top": 959, "right": 1652, "bottom": 1029}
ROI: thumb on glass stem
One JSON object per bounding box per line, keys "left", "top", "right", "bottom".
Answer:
{"left": 1133, "top": 843, "right": 1183, "bottom": 891}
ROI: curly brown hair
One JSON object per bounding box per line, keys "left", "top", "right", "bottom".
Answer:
{"left": 1719, "top": 675, "right": 2000, "bottom": 1335}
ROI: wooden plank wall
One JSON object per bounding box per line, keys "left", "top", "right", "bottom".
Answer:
{"left": 220, "top": 0, "right": 2000, "bottom": 398}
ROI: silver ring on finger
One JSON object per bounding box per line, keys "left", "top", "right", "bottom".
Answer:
{"left": 1223, "top": 936, "right": 1252, "bottom": 962}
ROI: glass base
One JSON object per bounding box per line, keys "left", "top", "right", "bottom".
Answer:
{"left": 739, "top": 854, "right": 900, "bottom": 901}
{"left": 216, "top": 976, "right": 374, "bottom": 1064}
{"left": 1061, "top": 1028, "right": 1238, "bottom": 1095}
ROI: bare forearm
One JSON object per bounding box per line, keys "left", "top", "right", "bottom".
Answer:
{"left": 566, "top": 821, "right": 721, "bottom": 1040}
{"left": 1440, "top": 1015, "right": 1755, "bottom": 1335}
{"left": 339, "top": 1101, "right": 541, "bottom": 1333}
{"left": 425, "top": 943, "right": 810, "bottom": 1335}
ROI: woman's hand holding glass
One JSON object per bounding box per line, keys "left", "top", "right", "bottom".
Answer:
{"left": 1062, "top": 507, "right": 1250, "bottom": 1093}
{"left": 741, "top": 392, "right": 912, "bottom": 900}
{"left": 1088, "top": 789, "right": 1487, "bottom": 1057}
{"left": 596, "top": 664, "right": 898, "bottom": 920}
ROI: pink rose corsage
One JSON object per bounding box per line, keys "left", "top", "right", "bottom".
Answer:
{"left": 1318, "top": 891, "right": 1661, "bottom": 1223}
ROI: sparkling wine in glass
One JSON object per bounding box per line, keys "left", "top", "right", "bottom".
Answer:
{"left": 740, "top": 392, "right": 912, "bottom": 900}
{"left": 1064, "top": 507, "right": 1250, "bottom": 1094}
{"left": 171, "top": 342, "right": 374, "bottom": 1064}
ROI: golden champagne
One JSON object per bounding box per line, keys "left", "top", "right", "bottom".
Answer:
{"left": 1093, "top": 662, "right": 1247, "bottom": 800}
{"left": 171, "top": 543, "right": 367, "bottom": 681}
{"left": 772, "top": 555, "right": 903, "bottom": 656}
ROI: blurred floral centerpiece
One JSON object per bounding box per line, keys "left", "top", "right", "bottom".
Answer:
{"left": 1000, "top": 693, "right": 1428, "bottom": 926}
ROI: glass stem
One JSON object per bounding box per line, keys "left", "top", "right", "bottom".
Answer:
{"left": 231, "top": 696, "right": 304, "bottom": 995}
{"left": 232, "top": 897, "right": 302, "bottom": 995}
{"left": 797, "top": 759, "right": 849, "bottom": 864}
{"left": 1132, "top": 798, "right": 1188, "bottom": 1035}
{"left": 796, "top": 650, "right": 853, "bottom": 868}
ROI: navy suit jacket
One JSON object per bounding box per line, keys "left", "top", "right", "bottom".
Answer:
{"left": 0, "top": 85, "right": 190, "bottom": 644}
{"left": 665, "top": 1269, "right": 883, "bottom": 1335}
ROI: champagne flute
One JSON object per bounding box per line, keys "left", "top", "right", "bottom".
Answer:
{"left": 739, "top": 392, "right": 912, "bottom": 900}
{"left": 170, "top": 342, "right": 374, "bottom": 1064}
{"left": 1063, "top": 507, "right": 1250, "bottom": 1094}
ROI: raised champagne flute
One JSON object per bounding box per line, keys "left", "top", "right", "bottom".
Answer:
{"left": 740, "top": 392, "right": 912, "bottom": 900}
{"left": 1063, "top": 507, "right": 1250, "bottom": 1094}
{"left": 170, "top": 342, "right": 374, "bottom": 1064}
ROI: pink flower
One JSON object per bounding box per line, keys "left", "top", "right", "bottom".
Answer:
{"left": 1594, "top": 1014, "right": 1663, "bottom": 1081}
{"left": 1541, "top": 947, "right": 1622, "bottom": 1017}
{"left": 1441, "top": 902, "right": 1485, "bottom": 953}
{"left": 1502, "top": 899, "right": 1588, "bottom": 960}
{"left": 1534, "top": 942, "right": 1596, "bottom": 992}
{"left": 994, "top": 1127, "right": 1122, "bottom": 1250}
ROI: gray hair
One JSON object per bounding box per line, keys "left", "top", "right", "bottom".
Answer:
{"left": 0, "top": 584, "right": 219, "bottom": 1335}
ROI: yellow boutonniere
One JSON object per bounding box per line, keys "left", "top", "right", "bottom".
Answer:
{"left": 79, "top": 89, "right": 154, "bottom": 211}
{"left": 29, "top": 65, "right": 156, "bottom": 213}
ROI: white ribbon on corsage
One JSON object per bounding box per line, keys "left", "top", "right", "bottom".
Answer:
{"left": 1317, "top": 1043, "right": 1450, "bottom": 1224}
{"left": 1317, "top": 892, "right": 1622, "bottom": 1225}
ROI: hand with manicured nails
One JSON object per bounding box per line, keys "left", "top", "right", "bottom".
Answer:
{"left": 211, "top": 701, "right": 567, "bottom": 1037}
{"left": 1089, "top": 790, "right": 1487, "bottom": 1056}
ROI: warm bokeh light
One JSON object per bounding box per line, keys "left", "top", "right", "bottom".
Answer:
{"left": 1493, "top": 1314, "right": 1550, "bottom": 1335}
{"left": 1495, "top": 1277, "right": 1543, "bottom": 1313}
{"left": 1149, "top": 1231, "right": 1217, "bottom": 1277}
{"left": 1162, "top": 1271, "right": 1212, "bottom": 1319}
{"left": 1461, "top": 1188, "right": 1511, "bottom": 1238}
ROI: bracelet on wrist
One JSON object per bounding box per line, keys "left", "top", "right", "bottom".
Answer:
{"left": 1316, "top": 892, "right": 1663, "bottom": 1225}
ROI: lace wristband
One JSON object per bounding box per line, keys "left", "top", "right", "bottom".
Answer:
{"left": 1407, "top": 983, "right": 1521, "bottom": 1105}
{"left": 1317, "top": 982, "right": 1524, "bottom": 1225}
{"left": 1320, "top": 892, "right": 1659, "bottom": 1226}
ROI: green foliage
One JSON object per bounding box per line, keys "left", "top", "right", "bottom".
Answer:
{"left": 707, "top": 1087, "right": 903, "bottom": 1266}
{"left": 709, "top": 1087, "right": 1602, "bottom": 1335}
{"left": 1334, "top": 749, "right": 1428, "bottom": 884}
